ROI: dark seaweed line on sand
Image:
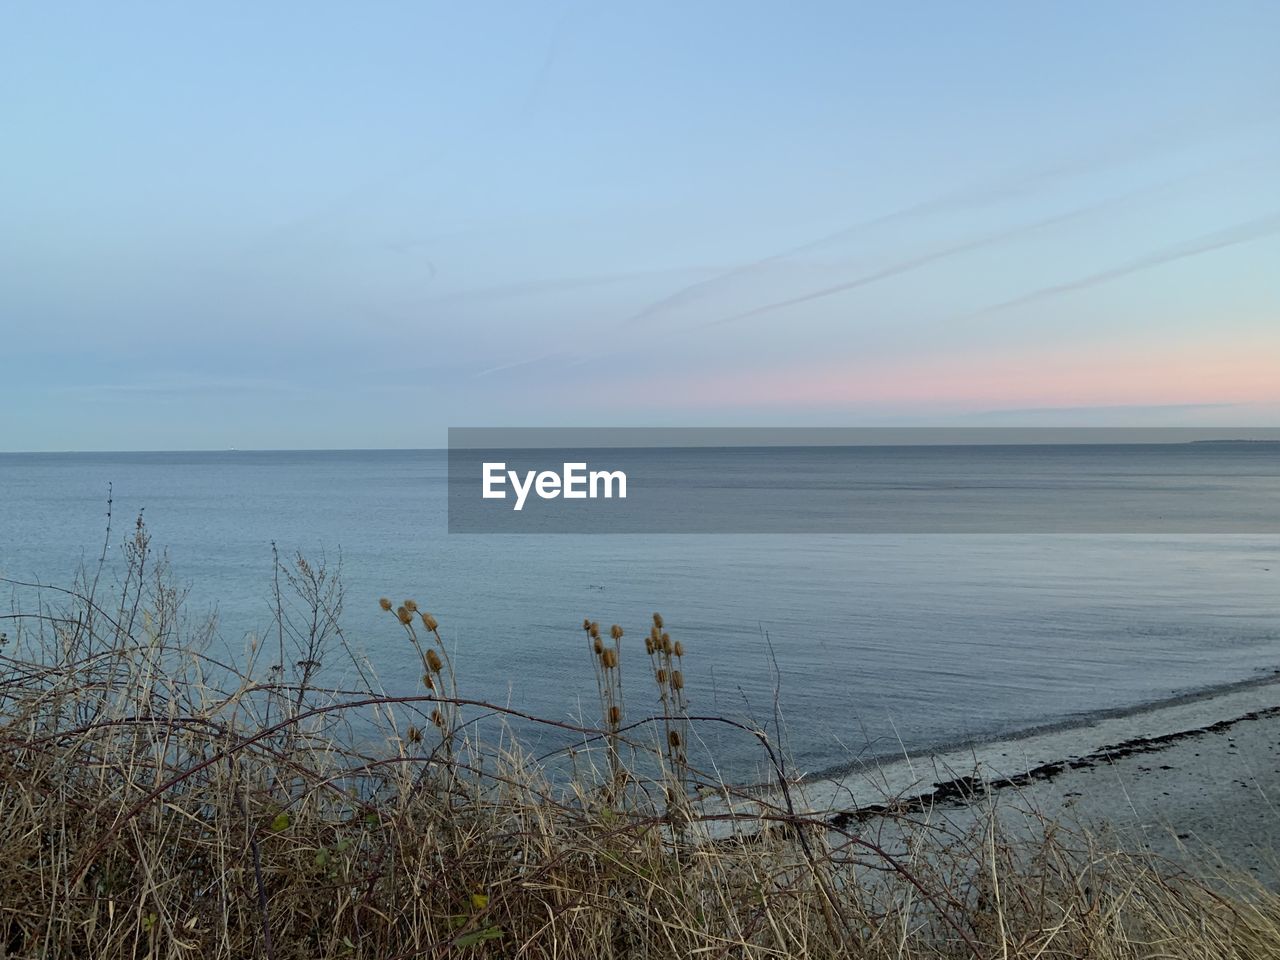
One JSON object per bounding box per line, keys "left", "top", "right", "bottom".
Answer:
{"left": 830, "top": 704, "right": 1280, "bottom": 829}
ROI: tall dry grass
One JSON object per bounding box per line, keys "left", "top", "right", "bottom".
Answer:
{"left": 2, "top": 517, "right": 1278, "bottom": 958}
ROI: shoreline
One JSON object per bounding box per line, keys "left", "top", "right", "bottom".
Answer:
{"left": 784, "top": 672, "right": 1280, "bottom": 882}
{"left": 807, "top": 666, "right": 1280, "bottom": 784}
{"left": 830, "top": 699, "right": 1280, "bottom": 824}
{"left": 799, "top": 669, "right": 1280, "bottom": 805}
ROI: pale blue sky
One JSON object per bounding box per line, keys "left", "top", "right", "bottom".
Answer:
{"left": 2, "top": 2, "right": 1278, "bottom": 450}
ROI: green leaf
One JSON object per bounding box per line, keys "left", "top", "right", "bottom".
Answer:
{"left": 469, "top": 892, "right": 489, "bottom": 910}
{"left": 270, "top": 812, "right": 290, "bottom": 832}
{"left": 455, "top": 925, "right": 503, "bottom": 947}
{"left": 314, "top": 848, "right": 331, "bottom": 868}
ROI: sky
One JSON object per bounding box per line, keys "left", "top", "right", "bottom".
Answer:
{"left": 1, "top": 1, "right": 1278, "bottom": 451}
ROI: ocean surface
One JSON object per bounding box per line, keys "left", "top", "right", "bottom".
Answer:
{"left": 2, "top": 447, "right": 1279, "bottom": 781}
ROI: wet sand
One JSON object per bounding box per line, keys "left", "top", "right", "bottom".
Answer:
{"left": 1007, "top": 703, "right": 1280, "bottom": 883}
{"left": 790, "top": 675, "right": 1280, "bottom": 883}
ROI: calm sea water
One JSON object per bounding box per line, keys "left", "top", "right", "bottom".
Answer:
{"left": 2, "top": 448, "right": 1278, "bottom": 780}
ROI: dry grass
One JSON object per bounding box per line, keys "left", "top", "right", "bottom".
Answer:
{"left": 2, "top": 519, "right": 1279, "bottom": 958}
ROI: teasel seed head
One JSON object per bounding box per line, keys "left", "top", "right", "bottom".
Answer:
{"left": 421, "top": 612, "right": 439, "bottom": 631}
{"left": 406, "top": 725, "right": 422, "bottom": 744}
{"left": 652, "top": 612, "right": 664, "bottom": 629}
{"left": 661, "top": 634, "right": 672, "bottom": 655}
{"left": 379, "top": 597, "right": 392, "bottom": 612}
{"left": 601, "top": 648, "right": 617, "bottom": 670}
{"left": 671, "top": 670, "right": 684, "bottom": 690}
{"left": 431, "top": 709, "right": 445, "bottom": 728}
{"left": 645, "top": 637, "right": 655, "bottom": 655}
{"left": 656, "top": 668, "right": 667, "bottom": 684}
{"left": 421, "top": 673, "right": 434, "bottom": 690}
{"left": 589, "top": 621, "right": 600, "bottom": 639}
{"left": 592, "top": 637, "right": 604, "bottom": 656}
{"left": 673, "top": 640, "right": 684, "bottom": 658}
{"left": 668, "top": 730, "right": 681, "bottom": 749}
{"left": 403, "top": 599, "right": 418, "bottom": 612}
{"left": 426, "top": 649, "right": 443, "bottom": 673}
{"left": 610, "top": 624, "right": 623, "bottom": 640}
{"left": 607, "top": 705, "right": 622, "bottom": 726}
{"left": 582, "top": 618, "right": 592, "bottom": 632}
{"left": 396, "top": 606, "right": 413, "bottom": 625}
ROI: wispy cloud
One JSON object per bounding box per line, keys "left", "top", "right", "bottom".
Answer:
{"left": 517, "top": 1, "right": 581, "bottom": 117}
{"left": 421, "top": 269, "right": 688, "bottom": 309}
{"left": 475, "top": 350, "right": 567, "bottom": 377}
{"left": 620, "top": 115, "right": 1247, "bottom": 329}
{"left": 57, "top": 377, "right": 301, "bottom": 398}
{"left": 699, "top": 197, "right": 1129, "bottom": 329}
{"left": 973, "top": 210, "right": 1280, "bottom": 318}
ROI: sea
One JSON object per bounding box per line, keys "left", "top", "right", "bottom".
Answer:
{"left": 2, "top": 447, "right": 1278, "bottom": 782}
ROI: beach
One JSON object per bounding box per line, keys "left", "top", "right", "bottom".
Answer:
{"left": 802, "top": 675, "right": 1280, "bottom": 884}
{"left": 9, "top": 2, "right": 1279, "bottom": 952}
{"left": 1017, "top": 699, "right": 1280, "bottom": 883}
{"left": 6, "top": 532, "right": 1280, "bottom": 957}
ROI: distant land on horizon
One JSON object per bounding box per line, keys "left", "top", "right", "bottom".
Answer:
{"left": 5, "top": 435, "right": 1280, "bottom": 457}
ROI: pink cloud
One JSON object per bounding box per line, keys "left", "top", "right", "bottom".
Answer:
{"left": 584, "top": 333, "right": 1280, "bottom": 414}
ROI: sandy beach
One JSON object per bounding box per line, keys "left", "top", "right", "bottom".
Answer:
{"left": 790, "top": 675, "right": 1280, "bottom": 884}
{"left": 1009, "top": 700, "right": 1280, "bottom": 883}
